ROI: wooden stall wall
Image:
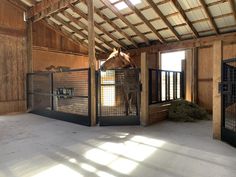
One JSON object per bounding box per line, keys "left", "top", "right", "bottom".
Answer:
{"left": 198, "top": 46, "right": 213, "bottom": 112}
{"left": 0, "top": 0, "right": 27, "bottom": 114}
{"left": 32, "top": 21, "right": 89, "bottom": 72}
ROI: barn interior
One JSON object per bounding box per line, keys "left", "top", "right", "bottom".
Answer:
{"left": 0, "top": 0, "right": 236, "bottom": 176}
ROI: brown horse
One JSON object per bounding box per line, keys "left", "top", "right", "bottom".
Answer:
{"left": 100, "top": 48, "right": 139, "bottom": 115}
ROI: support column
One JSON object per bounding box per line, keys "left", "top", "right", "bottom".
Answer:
{"left": 192, "top": 48, "right": 198, "bottom": 103}
{"left": 185, "top": 49, "right": 193, "bottom": 102}
{"left": 27, "top": 19, "right": 33, "bottom": 73}
{"left": 141, "top": 52, "right": 149, "bottom": 126}
{"left": 88, "top": 0, "right": 96, "bottom": 126}
{"left": 213, "top": 40, "right": 222, "bottom": 139}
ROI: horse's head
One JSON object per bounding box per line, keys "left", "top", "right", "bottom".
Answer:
{"left": 100, "top": 48, "right": 135, "bottom": 71}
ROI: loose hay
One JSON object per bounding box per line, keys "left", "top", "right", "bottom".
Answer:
{"left": 168, "top": 100, "right": 209, "bottom": 122}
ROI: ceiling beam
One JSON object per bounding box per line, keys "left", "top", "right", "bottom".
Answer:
{"left": 62, "top": 11, "right": 114, "bottom": 50}
{"left": 199, "top": 0, "right": 219, "bottom": 34}
{"left": 100, "top": 0, "right": 150, "bottom": 45}
{"left": 51, "top": 14, "right": 108, "bottom": 52}
{"left": 146, "top": 0, "right": 181, "bottom": 41}
{"left": 80, "top": 0, "right": 138, "bottom": 48}
{"left": 68, "top": 3, "right": 128, "bottom": 49}
{"left": 43, "top": 17, "right": 88, "bottom": 50}
{"left": 123, "top": 0, "right": 164, "bottom": 43}
{"left": 171, "top": 0, "right": 199, "bottom": 38}
{"left": 229, "top": 0, "right": 236, "bottom": 21}
{"left": 27, "top": 0, "right": 79, "bottom": 22}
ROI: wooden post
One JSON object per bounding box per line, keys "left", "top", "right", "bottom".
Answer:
{"left": 185, "top": 49, "right": 193, "bottom": 102}
{"left": 212, "top": 40, "right": 222, "bottom": 139}
{"left": 27, "top": 19, "right": 33, "bottom": 73}
{"left": 141, "top": 52, "right": 149, "bottom": 126}
{"left": 88, "top": 0, "right": 96, "bottom": 126}
{"left": 192, "top": 48, "right": 198, "bottom": 103}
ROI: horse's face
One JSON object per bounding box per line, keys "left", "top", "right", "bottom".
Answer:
{"left": 100, "top": 49, "right": 134, "bottom": 71}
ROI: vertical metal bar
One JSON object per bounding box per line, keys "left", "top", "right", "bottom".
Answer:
{"left": 26, "top": 74, "right": 30, "bottom": 110}
{"left": 160, "top": 71, "right": 162, "bottom": 102}
{"left": 99, "top": 70, "right": 102, "bottom": 119}
{"left": 165, "top": 71, "right": 168, "bottom": 101}
{"left": 88, "top": 68, "right": 91, "bottom": 125}
{"left": 51, "top": 73, "right": 54, "bottom": 111}
{"left": 148, "top": 69, "right": 152, "bottom": 104}
{"left": 156, "top": 70, "right": 158, "bottom": 103}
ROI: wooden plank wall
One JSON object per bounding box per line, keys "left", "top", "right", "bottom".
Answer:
{"left": 198, "top": 46, "right": 213, "bottom": 112}
{"left": 33, "top": 21, "right": 88, "bottom": 54}
{"left": 0, "top": 0, "right": 28, "bottom": 114}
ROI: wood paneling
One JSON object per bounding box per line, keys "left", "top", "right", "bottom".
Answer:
{"left": 223, "top": 43, "right": 236, "bottom": 59}
{"left": 0, "top": 0, "right": 27, "bottom": 114}
{"left": 33, "top": 21, "right": 88, "bottom": 54}
{"left": 149, "top": 103, "right": 170, "bottom": 124}
{"left": 33, "top": 49, "right": 89, "bottom": 72}
{"left": 198, "top": 46, "right": 213, "bottom": 112}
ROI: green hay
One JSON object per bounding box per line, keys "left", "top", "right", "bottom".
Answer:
{"left": 168, "top": 100, "right": 209, "bottom": 122}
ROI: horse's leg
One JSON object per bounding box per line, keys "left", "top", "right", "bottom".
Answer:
{"left": 124, "top": 93, "right": 129, "bottom": 116}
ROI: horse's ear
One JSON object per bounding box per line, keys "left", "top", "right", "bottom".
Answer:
{"left": 113, "top": 48, "right": 116, "bottom": 52}
{"left": 118, "top": 48, "right": 121, "bottom": 55}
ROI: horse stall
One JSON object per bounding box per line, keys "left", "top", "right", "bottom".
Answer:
{"left": 27, "top": 69, "right": 91, "bottom": 126}
{"left": 148, "top": 69, "right": 185, "bottom": 124}
{"left": 97, "top": 68, "right": 141, "bottom": 126}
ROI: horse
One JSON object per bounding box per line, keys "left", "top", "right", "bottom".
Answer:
{"left": 100, "top": 48, "right": 139, "bottom": 116}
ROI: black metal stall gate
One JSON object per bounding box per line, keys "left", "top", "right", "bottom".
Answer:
{"left": 97, "top": 69, "right": 141, "bottom": 126}
{"left": 149, "top": 69, "right": 184, "bottom": 104}
{"left": 221, "top": 58, "right": 236, "bottom": 147}
{"left": 27, "top": 68, "right": 91, "bottom": 126}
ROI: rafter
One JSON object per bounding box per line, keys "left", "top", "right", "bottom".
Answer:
{"left": 123, "top": 0, "right": 164, "bottom": 43}
{"left": 43, "top": 17, "right": 88, "bottom": 50}
{"left": 146, "top": 0, "right": 181, "bottom": 40}
{"left": 229, "top": 0, "right": 236, "bottom": 21}
{"left": 171, "top": 0, "right": 199, "bottom": 38}
{"left": 51, "top": 14, "right": 108, "bottom": 52}
{"left": 80, "top": 0, "right": 138, "bottom": 48}
{"left": 68, "top": 3, "right": 128, "bottom": 49}
{"left": 100, "top": 0, "right": 150, "bottom": 45}
{"left": 199, "top": 0, "right": 219, "bottom": 34}
{"left": 27, "top": 0, "right": 79, "bottom": 22}
{"left": 61, "top": 11, "right": 115, "bottom": 50}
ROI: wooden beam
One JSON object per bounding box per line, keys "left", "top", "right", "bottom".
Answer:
{"left": 27, "top": 0, "right": 79, "bottom": 22}
{"left": 62, "top": 11, "right": 114, "bottom": 50}
{"left": 171, "top": 0, "right": 199, "bottom": 38}
{"left": 81, "top": 0, "right": 138, "bottom": 48}
{"left": 100, "top": 0, "right": 150, "bottom": 45}
{"left": 123, "top": 0, "right": 164, "bottom": 43}
{"left": 146, "top": 0, "right": 181, "bottom": 40}
{"left": 27, "top": 19, "right": 33, "bottom": 73}
{"left": 212, "top": 40, "right": 222, "bottom": 139}
{"left": 42, "top": 18, "right": 89, "bottom": 51}
{"left": 68, "top": 3, "right": 128, "bottom": 49}
{"left": 199, "top": 0, "right": 219, "bottom": 34}
{"left": 0, "top": 25, "right": 26, "bottom": 37}
{"left": 7, "top": 0, "right": 29, "bottom": 10}
{"left": 51, "top": 14, "right": 108, "bottom": 52}
{"left": 229, "top": 0, "right": 236, "bottom": 21}
{"left": 87, "top": 0, "right": 96, "bottom": 126}
{"left": 140, "top": 52, "right": 149, "bottom": 126}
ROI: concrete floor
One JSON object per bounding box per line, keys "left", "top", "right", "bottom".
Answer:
{"left": 0, "top": 114, "right": 236, "bottom": 177}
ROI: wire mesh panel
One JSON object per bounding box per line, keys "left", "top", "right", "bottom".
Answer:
{"left": 97, "top": 69, "right": 140, "bottom": 126}
{"left": 222, "top": 58, "right": 236, "bottom": 147}
{"left": 27, "top": 69, "right": 91, "bottom": 126}
{"left": 149, "top": 69, "right": 184, "bottom": 104}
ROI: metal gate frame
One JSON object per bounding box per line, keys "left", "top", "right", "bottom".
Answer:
{"left": 27, "top": 68, "right": 91, "bottom": 126}
{"left": 221, "top": 58, "right": 236, "bottom": 147}
{"left": 97, "top": 68, "right": 141, "bottom": 126}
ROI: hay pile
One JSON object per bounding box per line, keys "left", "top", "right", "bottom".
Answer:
{"left": 168, "top": 100, "right": 209, "bottom": 122}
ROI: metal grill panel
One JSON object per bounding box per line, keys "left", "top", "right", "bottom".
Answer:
{"left": 97, "top": 69, "right": 140, "bottom": 126}
{"left": 27, "top": 69, "right": 90, "bottom": 126}
{"left": 222, "top": 58, "right": 236, "bottom": 147}
{"left": 149, "top": 69, "right": 184, "bottom": 104}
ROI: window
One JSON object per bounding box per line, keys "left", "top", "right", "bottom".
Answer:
{"left": 110, "top": 0, "right": 142, "bottom": 10}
